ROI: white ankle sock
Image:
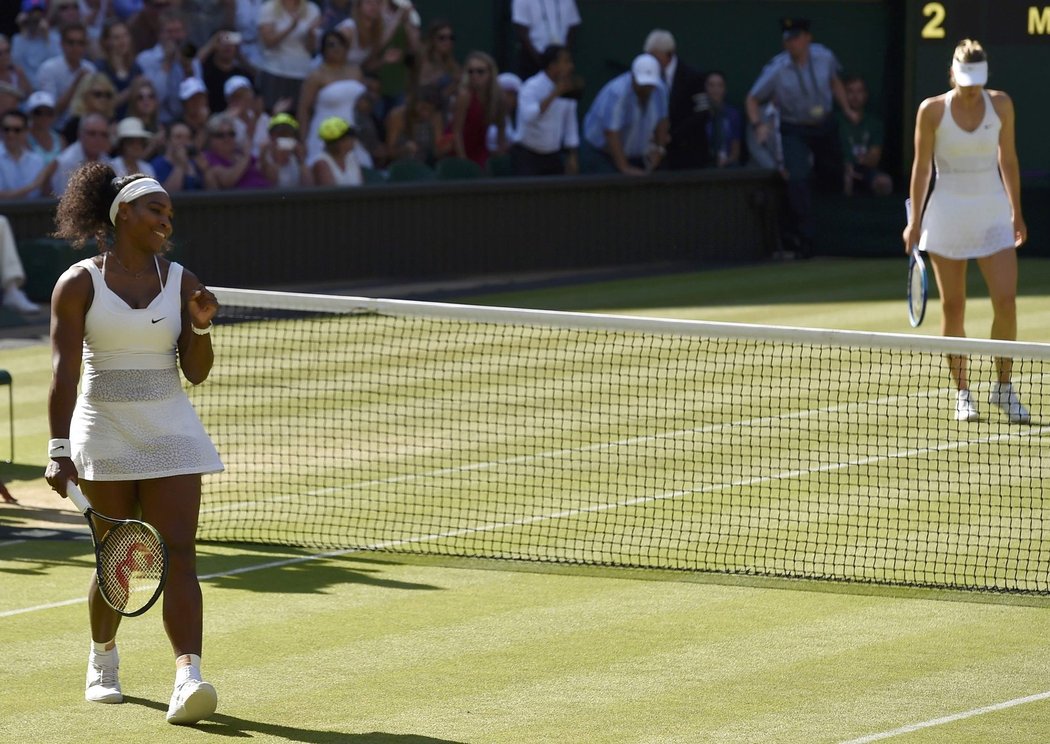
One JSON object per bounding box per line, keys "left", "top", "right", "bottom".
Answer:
{"left": 175, "top": 654, "right": 202, "bottom": 685}
{"left": 91, "top": 639, "right": 116, "bottom": 655}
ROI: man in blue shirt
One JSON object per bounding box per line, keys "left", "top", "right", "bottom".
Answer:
{"left": 745, "top": 18, "right": 859, "bottom": 256}
{"left": 0, "top": 109, "right": 52, "bottom": 199}
{"left": 581, "top": 53, "right": 669, "bottom": 175}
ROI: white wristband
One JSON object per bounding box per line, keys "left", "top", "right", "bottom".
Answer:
{"left": 191, "top": 323, "right": 213, "bottom": 335}
{"left": 48, "top": 438, "right": 71, "bottom": 459}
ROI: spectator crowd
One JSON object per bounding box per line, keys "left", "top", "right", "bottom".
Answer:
{"left": 0, "top": 0, "right": 892, "bottom": 311}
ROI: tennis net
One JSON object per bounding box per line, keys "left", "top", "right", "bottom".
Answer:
{"left": 191, "top": 288, "right": 1050, "bottom": 593}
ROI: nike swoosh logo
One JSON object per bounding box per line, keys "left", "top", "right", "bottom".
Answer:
{"left": 151, "top": 317, "right": 166, "bottom": 324}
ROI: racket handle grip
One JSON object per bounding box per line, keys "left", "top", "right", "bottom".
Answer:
{"left": 65, "top": 481, "right": 90, "bottom": 514}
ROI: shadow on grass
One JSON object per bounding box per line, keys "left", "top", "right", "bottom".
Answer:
{"left": 124, "top": 696, "right": 467, "bottom": 742}
{"left": 201, "top": 545, "right": 444, "bottom": 595}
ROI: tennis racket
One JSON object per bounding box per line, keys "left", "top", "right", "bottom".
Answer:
{"left": 905, "top": 198, "right": 928, "bottom": 327}
{"left": 66, "top": 481, "right": 168, "bottom": 617}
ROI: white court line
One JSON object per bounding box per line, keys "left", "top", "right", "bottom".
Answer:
{"left": 840, "top": 689, "right": 1050, "bottom": 743}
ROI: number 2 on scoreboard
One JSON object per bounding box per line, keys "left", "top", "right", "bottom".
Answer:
{"left": 922, "top": 2, "right": 946, "bottom": 39}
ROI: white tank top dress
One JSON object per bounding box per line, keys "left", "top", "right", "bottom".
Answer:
{"left": 69, "top": 256, "right": 224, "bottom": 481}
{"left": 918, "top": 89, "right": 1014, "bottom": 259}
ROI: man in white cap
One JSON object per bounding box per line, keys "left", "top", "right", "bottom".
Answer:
{"left": 223, "top": 75, "right": 268, "bottom": 156}
{"left": 179, "top": 76, "right": 211, "bottom": 144}
{"left": 581, "top": 53, "right": 669, "bottom": 175}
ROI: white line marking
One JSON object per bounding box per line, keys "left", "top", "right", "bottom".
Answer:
{"left": 840, "top": 689, "right": 1050, "bottom": 743}
{"left": 0, "top": 540, "right": 26, "bottom": 548}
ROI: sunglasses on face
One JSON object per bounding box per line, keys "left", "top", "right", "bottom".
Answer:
{"left": 91, "top": 90, "right": 113, "bottom": 98}
{"left": 467, "top": 67, "right": 488, "bottom": 76}
{"left": 2, "top": 125, "right": 24, "bottom": 133}
{"left": 212, "top": 130, "right": 236, "bottom": 138}
{"left": 137, "top": 92, "right": 156, "bottom": 100}
{"left": 31, "top": 108, "right": 55, "bottom": 116}
{"left": 64, "top": 38, "right": 87, "bottom": 46}
{"left": 83, "top": 130, "right": 109, "bottom": 137}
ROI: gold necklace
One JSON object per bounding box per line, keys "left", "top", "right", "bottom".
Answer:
{"left": 107, "top": 252, "right": 153, "bottom": 279}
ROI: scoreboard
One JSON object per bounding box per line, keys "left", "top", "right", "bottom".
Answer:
{"left": 905, "top": 0, "right": 1050, "bottom": 172}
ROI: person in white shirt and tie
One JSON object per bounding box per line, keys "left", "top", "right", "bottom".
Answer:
{"left": 512, "top": 45, "right": 579, "bottom": 176}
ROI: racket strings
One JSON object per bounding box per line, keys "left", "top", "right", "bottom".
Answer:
{"left": 98, "top": 523, "right": 165, "bottom": 612}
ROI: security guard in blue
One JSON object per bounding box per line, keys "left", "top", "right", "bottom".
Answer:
{"left": 746, "top": 18, "right": 859, "bottom": 257}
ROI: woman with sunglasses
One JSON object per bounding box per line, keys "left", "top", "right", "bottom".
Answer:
{"left": 63, "top": 71, "right": 117, "bottom": 144}
{"left": 125, "top": 77, "right": 166, "bottom": 159}
{"left": 451, "top": 51, "right": 505, "bottom": 167}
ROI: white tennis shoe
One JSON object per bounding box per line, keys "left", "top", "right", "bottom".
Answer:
{"left": 989, "top": 382, "right": 1031, "bottom": 424}
{"left": 85, "top": 647, "right": 123, "bottom": 704}
{"left": 166, "top": 679, "right": 218, "bottom": 725}
{"left": 955, "top": 389, "right": 979, "bottom": 422}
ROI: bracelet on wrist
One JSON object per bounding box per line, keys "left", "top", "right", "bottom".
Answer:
{"left": 192, "top": 323, "right": 213, "bottom": 335}
{"left": 48, "top": 438, "right": 71, "bottom": 459}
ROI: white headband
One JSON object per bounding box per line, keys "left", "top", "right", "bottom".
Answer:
{"left": 952, "top": 60, "right": 988, "bottom": 87}
{"left": 109, "top": 177, "right": 167, "bottom": 225}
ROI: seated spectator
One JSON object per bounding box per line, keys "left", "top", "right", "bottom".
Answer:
{"left": 12, "top": 0, "right": 61, "bottom": 90}
{"left": 26, "top": 90, "right": 65, "bottom": 163}
{"left": 62, "top": 71, "right": 117, "bottom": 144}
{"left": 259, "top": 112, "right": 310, "bottom": 188}
{"left": 353, "top": 77, "right": 388, "bottom": 168}
{"left": 414, "top": 19, "right": 459, "bottom": 105}
{"left": 50, "top": 111, "right": 112, "bottom": 196}
{"left": 581, "top": 53, "right": 669, "bottom": 175}
{"left": 487, "top": 72, "right": 521, "bottom": 154}
{"left": 199, "top": 28, "right": 256, "bottom": 114}
{"left": 704, "top": 71, "right": 743, "bottom": 168}
{"left": 839, "top": 73, "right": 892, "bottom": 196}
{"left": 512, "top": 45, "right": 579, "bottom": 177}
{"left": 136, "top": 12, "right": 202, "bottom": 125}
{"left": 202, "top": 111, "right": 271, "bottom": 189}
{"left": 37, "top": 21, "right": 96, "bottom": 126}
{"left": 0, "top": 214, "right": 41, "bottom": 314}
{"left": 0, "top": 109, "right": 54, "bottom": 198}
{"left": 368, "top": 0, "right": 421, "bottom": 118}
{"left": 452, "top": 51, "right": 504, "bottom": 167}
{"left": 310, "top": 115, "right": 361, "bottom": 186}
{"left": 179, "top": 76, "right": 211, "bottom": 150}
{"left": 124, "top": 76, "right": 165, "bottom": 158}
{"left": 151, "top": 119, "right": 207, "bottom": 191}
{"left": 110, "top": 116, "right": 156, "bottom": 177}
{"left": 0, "top": 34, "right": 32, "bottom": 99}
{"left": 94, "top": 19, "right": 142, "bottom": 118}
{"left": 224, "top": 75, "right": 269, "bottom": 156}
{"left": 256, "top": 0, "right": 321, "bottom": 112}
{"left": 49, "top": 0, "right": 91, "bottom": 54}
{"left": 384, "top": 83, "right": 451, "bottom": 166}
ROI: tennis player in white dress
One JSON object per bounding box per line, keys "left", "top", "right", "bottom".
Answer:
{"left": 45, "top": 165, "right": 224, "bottom": 725}
{"left": 903, "top": 39, "right": 1029, "bottom": 423}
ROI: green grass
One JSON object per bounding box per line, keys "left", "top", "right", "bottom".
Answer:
{"left": 5, "top": 257, "right": 1050, "bottom": 742}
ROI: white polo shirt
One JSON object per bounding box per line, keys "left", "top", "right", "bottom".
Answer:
{"left": 517, "top": 71, "right": 579, "bottom": 155}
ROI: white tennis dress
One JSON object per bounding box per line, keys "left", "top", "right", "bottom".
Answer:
{"left": 69, "top": 256, "right": 224, "bottom": 481}
{"left": 919, "top": 89, "right": 1014, "bottom": 259}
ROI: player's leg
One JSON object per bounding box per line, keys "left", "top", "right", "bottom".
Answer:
{"left": 139, "top": 473, "right": 217, "bottom": 724}
{"left": 928, "top": 252, "right": 969, "bottom": 386}
{"left": 977, "top": 248, "right": 1029, "bottom": 422}
{"left": 79, "top": 479, "right": 139, "bottom": 704}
